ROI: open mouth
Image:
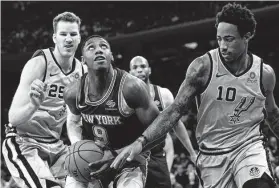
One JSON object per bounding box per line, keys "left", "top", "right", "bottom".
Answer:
{"left": 94, "top": 56, "right": 106, "bottom": 61}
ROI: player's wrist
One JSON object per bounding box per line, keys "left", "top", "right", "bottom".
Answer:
{"left": 29, "top": 102, "right": 40, "bottom": 110}
{"left": 136, "top": 135, "right": 148, "bottom": 148}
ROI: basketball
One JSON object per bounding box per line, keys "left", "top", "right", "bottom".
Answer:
{"left": 65, "top": 140, "right": 104, "bottom": 183}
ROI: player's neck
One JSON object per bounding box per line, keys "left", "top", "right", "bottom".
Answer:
{"left": 225, "top": 48, "right": 250, "bottom": 75}
{"left": 146, "top": 80, "right": 155, "bottom": 99}
{"left": 53, "top": 48, "right": 74, "bottom": 73}
{"left": 87, "top": 67, "right": 114, "bottom": 100}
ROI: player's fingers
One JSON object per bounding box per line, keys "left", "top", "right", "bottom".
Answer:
{"left": 90, "top": 164, "right": 110, "bottom": 179}
{"left": 29, "top": 90, "right": 41, "bottom": 98}
{"left": 110, "top": 151, "right": 130, "bottom": 169}
{"left": 126, "top": 150, "right": 136, "bottom": 162}
{"left": 89, "top": 159, "right": 112, "bottom": 169}
{"left": 32, "top": 79, "right": 45, "bottom": 90}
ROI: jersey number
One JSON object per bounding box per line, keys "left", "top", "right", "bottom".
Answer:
{"left": 48, "top": 84, "right": 65, "bottom": 99}
{"left": 92, "top": 126, "right": 108, "bottom": 146}
{"left": 217, "top": 86, "right": 236, "bottom": 101}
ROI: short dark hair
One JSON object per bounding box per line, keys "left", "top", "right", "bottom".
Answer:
{"left": 81, "top": 35, "right": 116, "bottom": 67}
{"left": 53, "top": 12, "right": 81, "bottom": 33}
{"left": 215, "top": 3, "right": 257, "bottom": 38}
{"left": 81, "top": 35, "right": 110, "bottom": 52}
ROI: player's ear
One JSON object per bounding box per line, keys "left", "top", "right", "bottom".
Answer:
{"left": 111, "top": 52, "right": 114, "bottom": 62}
{"left": 81, "top": 56, "right": 87, "bottom": 65}
{"left": 149, "top": 67, "right": 152, "bottom": 75}
{"left": 243, "top": 32, "right": 251, "bottom": 42}
{"left": 53, "top": 33, "right": 57, "bottom": 44}
{"left": 77, "top": 33, "right": 81, "bottom": 44}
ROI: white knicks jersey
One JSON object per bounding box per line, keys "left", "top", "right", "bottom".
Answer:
{"left": 16, "top": 48, "right": 84, "bottom": 142}
{"left": 195, "top": 48, "right": 266, "bottom": 152}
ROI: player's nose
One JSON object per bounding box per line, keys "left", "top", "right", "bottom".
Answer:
{"left": 219, "top": 40, "right": 228, "bottom": 51}
{"left": 65, "top": 36, "right": 73, "bottom": 43}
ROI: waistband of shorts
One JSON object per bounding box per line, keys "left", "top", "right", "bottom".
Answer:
{"left": 19, "top": 134, "right": 60, "bottom": 144}
{"left": 199, "top": 136, "right": 264, "bottom": 155}
{"left": 5, "top": 124, "right": 60, "bottom": 144}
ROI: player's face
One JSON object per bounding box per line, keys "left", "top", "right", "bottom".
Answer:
{"left": 129, "top": 60, "right": 150, "bottom": 83}
{"left": 82, "top": 37, "right": 114, "bottom": 71}
{"left": 216, "top": 22, "right": 246, "bottom": 63}
{"left": 53, "top": 21, "right": 80, "bottom": 58}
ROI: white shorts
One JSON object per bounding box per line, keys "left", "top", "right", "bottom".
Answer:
{"left": 2, "top": 135, "right": 69, "bottom": 188}
{"left": 196, "top": 140, "right": 274, "bottom": 188}
{"left": 65, "top": 153, "right": 149, "bottom": 188}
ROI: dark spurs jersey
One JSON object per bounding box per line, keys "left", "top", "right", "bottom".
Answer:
{"left": 16, "top": 48, "right": 84, "bottom": 142}
{"left": 150, "top": 84, "right": 167, "bottom": 153}
{"left": 195, "top": 48, "right": 266, "bottom": 152}
{"left": 77, "top": 69, "right": 145, "bottom": 150}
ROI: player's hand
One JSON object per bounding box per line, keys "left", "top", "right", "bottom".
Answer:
{"left": 89, "top": 149, "right": 115, "bottom": 180}
{"left": 190, "top": 153, "right": 198, "bottom": 164}
{"left": 29, "top": 79, "right": 48, "bottom": 107}
{"left": 110, "top": 139, "right": 143, "bottom": 169}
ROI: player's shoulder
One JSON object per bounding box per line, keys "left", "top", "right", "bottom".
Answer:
{"left": 262, "top": 62, "right": 275, "bottom": 76}
{"left": 124, "top": 73, "right": 147, "bottom": 91}
{"left": 156, "top": 85, "right": 174, "bottom": 101}
{"left": 261, "top": 61, "right": 276, "bottom": 91}
{"left": 122, "top": 73, "right": 149, "bottom": 107}
{"left": 189, "top": 52, "right": 211, "bottom": 72}
{"left": 20, "top": 52, "right": 47, "bottom": 81}
{"left": 25, "top": 54, "right": 46, "bottom": 70}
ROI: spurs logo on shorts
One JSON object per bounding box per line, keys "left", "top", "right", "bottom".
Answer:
{"left": 249, "top": 167, "right": 260, "bottom": 177}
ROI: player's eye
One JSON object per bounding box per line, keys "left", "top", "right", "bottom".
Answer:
{"left": 224, "top": 37, "right": 234, "bottom": 42}
{"left": 87, "top": 45, "right": 95, "bottom": 50}
{"left": 101, "top": 44, "right": 108, "bottom": 49}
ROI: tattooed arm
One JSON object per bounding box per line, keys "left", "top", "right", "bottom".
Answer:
{"left": 110, "top": 54, "right": 211, "bottom": 169}
{"left": 262, "top": 63, "right": 279, "bottom": 139}
{"left": 142, "top": 55, "right": 211, "bottom": 151}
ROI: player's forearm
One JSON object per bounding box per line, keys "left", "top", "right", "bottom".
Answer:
{"left": 266, "top": 107, "right": 279, "bottom": 139}
{"left": 173, "top": 121, "right": 196, "bottom": 156}
{"left": 142, "top": 106, "right": 181, "bottom": 151}
{"left": 9, "top": 103, "right": 39, "bottom": 126}
{"left": 67, "top": 121, "right": 83, "bottom": 144}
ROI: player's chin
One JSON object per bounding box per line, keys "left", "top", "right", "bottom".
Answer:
{"left": 62, "top": 49, "right": 76, "bottom": 57}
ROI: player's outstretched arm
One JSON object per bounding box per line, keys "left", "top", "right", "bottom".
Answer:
{"left": 8, "top": 56, "right": 47, "bottom": 126}
{"left": 111, "top": 55, "right": 211, "bottom": 169}
{"left": 160, "top": 87, "right": 197, "bottom": 162}
{"left": 263, "top": 64, "right": 279, "bottom": 139}
{"left": 64, "top": 81, "right": 83, "bottom": 144}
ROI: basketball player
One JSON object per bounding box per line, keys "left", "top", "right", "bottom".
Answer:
{"left": 129, "top": 56, "right": 197, "bottom": 188}
{"left": 64, "top": 35, "right": 161, "bottom": 188}
{"left": 2, "top": 12, "right": 84, "bottom": 188}
{"left": 112, "top": 3, "right": 279, "bottom": 188}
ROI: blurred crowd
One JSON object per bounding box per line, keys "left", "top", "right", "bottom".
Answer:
{"left": 2, "top": 1, "right": 279, "bottom": 188}
{"left": 2, "top": 1, "right": 278, "bottom": 53}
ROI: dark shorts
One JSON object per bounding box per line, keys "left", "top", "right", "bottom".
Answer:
{"left": 145, "top": 151, "right": 171, "bottom": 188}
